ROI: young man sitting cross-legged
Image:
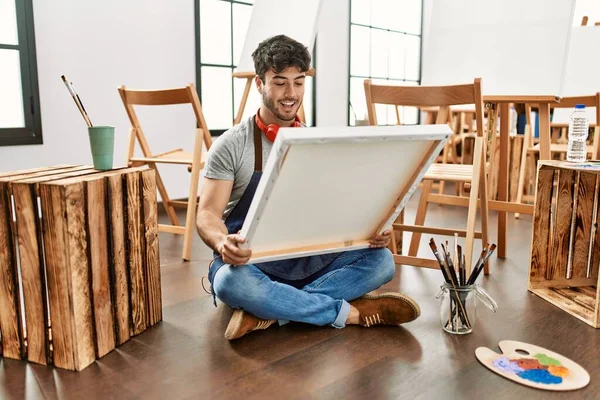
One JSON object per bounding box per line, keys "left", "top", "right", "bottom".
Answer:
{"left": 196, "top": 34, "right": 421, "bottom": 340}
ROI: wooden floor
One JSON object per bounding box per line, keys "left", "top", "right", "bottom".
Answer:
{"left": 1, "top": 188, "right": 599, "bottom": 399}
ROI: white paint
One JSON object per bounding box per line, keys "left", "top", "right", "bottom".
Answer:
{"left": 240, "top": 124, "right": 451, "bottom": 263}
{"left": 422, "top": 0, "right": 576, "bottom": 97}
{"left": 0, "top": 0, "right": 197, "bottom": 199}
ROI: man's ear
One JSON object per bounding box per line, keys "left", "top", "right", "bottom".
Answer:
{"left": 254, "top": 75, "right": 263, "bottom": 93}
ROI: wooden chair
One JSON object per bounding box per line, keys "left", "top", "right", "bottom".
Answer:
{"left": 364, "top": 78, "right": 491, "bottom": 273}
{"left": 416, "top": 105, "right": 480, "bottom": 196}
{"left": 118, "top": 83, "right": 213, "bottom": 261}
{"left": 515, "top": 94, "right": 600, "bottom": 215}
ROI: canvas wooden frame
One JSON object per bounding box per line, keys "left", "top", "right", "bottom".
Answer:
{"left": 238, "top": 125, "right": 452, "bottom": 263}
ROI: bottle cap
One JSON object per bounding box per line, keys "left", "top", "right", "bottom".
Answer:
{"left": 575, "top": 104, "right": 585, "bottom": 109}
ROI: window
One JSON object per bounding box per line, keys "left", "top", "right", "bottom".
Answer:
{"left": 196, "top": 0, "right": 315, "bottom": 135}
{"left": 0, "top": 0, "right": 42, "bottom": 146}
{"left": 348, "top": 0, "right": 423, "bottom": 126}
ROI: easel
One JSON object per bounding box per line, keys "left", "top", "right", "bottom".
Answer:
{"left": 422, "top": 0, "right": 576, "bottom": 258}
{"left": 232, "top": 69, "right": 315, "bottom": 125}
{"left": 514, "top": 25, "right": 600, "bottom": 214}
{"left": 232, "top": 0, "right": 322, "bottom": 125}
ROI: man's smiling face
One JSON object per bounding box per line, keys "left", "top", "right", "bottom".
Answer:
{"left": 257, "top": 66, "right": 305, "bottom": 123}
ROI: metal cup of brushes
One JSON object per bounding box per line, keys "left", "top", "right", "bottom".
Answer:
{"left": 430, "top": 238, "right": 498, "bottom": 335}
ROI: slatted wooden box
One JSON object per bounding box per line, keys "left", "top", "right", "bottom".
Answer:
{"left": 529, "top": 160, "right": 600, "bottom": 328}
{"left": 0, "top": 165, "right": 161, "bottom": 370}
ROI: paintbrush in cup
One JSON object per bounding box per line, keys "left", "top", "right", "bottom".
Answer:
{"left": 468, "top": 244, "right": 497, "bottom": 285}
{"left": 61, "top": 75, "right": 93, "bottom": 128}
{"left": 441, "top": 242, "right": 470, "bottom": 327}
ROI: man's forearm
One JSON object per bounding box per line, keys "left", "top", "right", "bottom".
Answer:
{"left": 196, "top": 210, "right": 229, "bottom": 253}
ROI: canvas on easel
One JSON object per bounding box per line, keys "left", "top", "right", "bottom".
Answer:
{"left": 551, "top": 26, "right": 600, "bottom": 124}
{"left": 421, "top": 0, "right": 577, "bottom": 258}
{"left": 515, "top": 26, "right": 600, "bottom": 207}
{"left": 233, "top": 0, "right": 322, "bottom": 125}
{"left": 422, "top": 0, "right": 576, "bottom": 97}
{"left": 238, "top": 124, "right": 452, "bottom": 263}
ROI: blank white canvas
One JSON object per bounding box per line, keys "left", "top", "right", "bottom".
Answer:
{"left": 573, "top": 0, "right": 600, "bottom": 26}
{"left": 562, "top": 27, "right": 600, "bottom": 97}
{"left": 239, "top": 124, "right": 451, "bottom": 263}
{"left": 422, "top": 0, "right": 576, "bottom": 96}
{"left": 235, "top": 0, "right": 322, "bottom": 72}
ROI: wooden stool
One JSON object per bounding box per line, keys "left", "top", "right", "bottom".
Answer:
{"left": 0, "top": 165, "right": 162, "bottom": 370}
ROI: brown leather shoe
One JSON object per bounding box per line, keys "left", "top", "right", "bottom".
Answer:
{"left": 224, "top": 309, "right": 277, "bottom": 340}
{"left": 350, "top": 292, "right": 421, "bottom": 327}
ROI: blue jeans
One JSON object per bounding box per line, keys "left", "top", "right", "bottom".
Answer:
{"left": 212, "top": 247, "right": 395, "bottom": 328}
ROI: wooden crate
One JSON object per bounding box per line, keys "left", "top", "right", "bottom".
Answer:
{"left": 0, "top": 165, "right": 161, "bottom": 370}
{"left": 528, "top": 160, "right": 600, "bottom": 328}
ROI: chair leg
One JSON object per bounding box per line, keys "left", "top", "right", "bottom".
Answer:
{"left": 409, "top": 180, "right": 433, "bottom": 257}
{"left": 439, "top": 145, "right": 449, "bottom": 194}
{"left": 182, "top": 129, "right": 204, "bottom": 261}
{"left": 515, "top": 124, "right": 532, "bottom": 219}
{"left": 451, "top": 138, "right": 459, "bottom": 164}
{"left": 486, "top": 108, "right": 499, "bottom": 200}
{"left": 389, "top": 209, "right": 404, "bottom": 255}
{"left": 464, "top": 138, "right": 484, "bottom": 272}
{"left": 478, "top": 145, "right": 490, "bottom": 275}
{"left": 152, "top": 163, "right": 180, "bottom": 226}
{"left": 389, "top": 229, "right": 398, "bottom": 255}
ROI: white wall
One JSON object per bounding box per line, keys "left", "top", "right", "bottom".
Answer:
{"left": 316, "top": 0, "right": 431, "bottom": 127}
{"left": 421, "top": 0, "right": 433, "bottom": 62}
{"left": 0, "top": 0, "right": 387, "bottom": 196}
{"left": 316, "top": 0, "right": 350, "bottom": 127}
{"left": 0, "top": 0, "right": 196, "bottom": 199}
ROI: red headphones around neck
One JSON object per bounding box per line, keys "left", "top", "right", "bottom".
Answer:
{"left": 255, "top": 109, "right": 302, "bottom": 143}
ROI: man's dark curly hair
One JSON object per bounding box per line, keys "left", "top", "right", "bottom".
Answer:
{"left": 252, "top": 35, "right": 311, "bottom": 82}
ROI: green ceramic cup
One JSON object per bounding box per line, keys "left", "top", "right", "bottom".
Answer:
{"left": 88, "top": 126, "right": 115, "bottom": 170}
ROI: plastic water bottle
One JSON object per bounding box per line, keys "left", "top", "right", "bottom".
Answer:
{"left": 567, "top": 104, "right": 589, "bottom": 163}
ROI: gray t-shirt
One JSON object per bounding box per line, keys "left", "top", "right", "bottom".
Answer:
{"left": 203, "top": 116, "right": 273, "bottom": 219}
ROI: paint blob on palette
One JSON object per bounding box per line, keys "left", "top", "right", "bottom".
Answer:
{"left": 475, "top": 340, "right": 590, "bottom": 391}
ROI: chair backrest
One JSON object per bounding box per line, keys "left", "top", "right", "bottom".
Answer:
{"left": 118, "top": 83, "right": 213, "bottom": 153}
{"left": 364, "top": 78, "right": 485, "bottom": 140}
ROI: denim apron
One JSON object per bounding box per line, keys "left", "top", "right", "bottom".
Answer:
{"left": 207, "top": 119, "right": 339, "bottom": 302}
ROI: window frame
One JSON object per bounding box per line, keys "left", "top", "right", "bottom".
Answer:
{"left": 195, "top": 0, "right": 317, "bottom": 136}
{"left": 347, "top": 0, "right": 424, "bottom": 126}
{"left": 0, "top": 0, "right": 43, "bottom": 146}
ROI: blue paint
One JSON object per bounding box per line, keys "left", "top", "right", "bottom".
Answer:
{"left": 517, "top": 369, "right": 563, "bottom": 385}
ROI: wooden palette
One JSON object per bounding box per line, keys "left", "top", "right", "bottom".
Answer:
{"left": 475, "top": 340, "right": 590, "bottom": 391}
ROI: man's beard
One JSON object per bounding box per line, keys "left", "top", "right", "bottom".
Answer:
{"left": 262, "top": 91, "right": 301, "bottom": 122}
